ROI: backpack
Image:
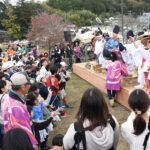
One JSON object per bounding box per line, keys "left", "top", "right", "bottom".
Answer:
{"left": 70, "top": 114, "right": 116, "bottom": 150}
{"left": 103, "top": 38, "right": 119, "bottom": 59}
{"left": 0, "top": 94, "right": 5, "bottom": 110}
{"left": 143, "top": 117, "right": 150, "bottom": 150}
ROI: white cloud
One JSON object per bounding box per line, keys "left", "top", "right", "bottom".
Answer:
{"left": 0, "top": 0, "right": 47, "bottom": 5}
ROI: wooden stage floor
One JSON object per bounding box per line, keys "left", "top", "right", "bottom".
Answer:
{"left": 73, "top": 61, "right": 136, "bottom": 109}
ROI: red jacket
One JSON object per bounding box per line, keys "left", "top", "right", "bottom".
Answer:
{"left": 46, "top": 75, "right": 59, "bottom": 96}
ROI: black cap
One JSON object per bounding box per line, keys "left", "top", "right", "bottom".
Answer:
{"left": 127, "top": 30, "right": 134, "bottom": 39}
{"left": 113, "top": 25, "right": 120, "bottom": 34}
{"left": 138, "top": 31, "right": 144, "bottom": 37}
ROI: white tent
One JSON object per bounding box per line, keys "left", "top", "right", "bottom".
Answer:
{"left": 72, "top": 31, "right": 94, "bottom": 44}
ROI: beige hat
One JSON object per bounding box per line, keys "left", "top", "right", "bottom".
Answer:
{"left": 138, "top": 32, "right": 150, "bottom": 39}
{"left": 10, "top": 72, "right": 29, "bottom": 85}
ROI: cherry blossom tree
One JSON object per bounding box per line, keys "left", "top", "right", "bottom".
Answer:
{"left": 27, "top": 12, "right": 66, "bottom": 47}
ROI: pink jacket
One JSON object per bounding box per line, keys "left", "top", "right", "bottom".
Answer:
{"left": 1, "top": 94, "right": 38, "bottom": 145}
{"left": 106, "top": 60, "right": 128, "bottom": 90}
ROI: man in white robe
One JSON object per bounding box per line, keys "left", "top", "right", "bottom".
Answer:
{"left": 94, "top": 36, "right": 106, "bottom": 67}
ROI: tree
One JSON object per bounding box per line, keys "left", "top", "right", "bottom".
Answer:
{"left": 31, "top": 2, "right": 44, "bottom": 15}
{"left": 0, "top": 2, "right": 7, "bottom": 16}
{"left": 3, "top": 0, "right": 9, "bottom": 7}
{"left": 0, "top": 2, "right": 7, "bottom": 30}
{"left": 1, "top": 14, "right": 21, "bottom": 40}
{"left": 12, "top": 0, "right": 34, "bottom": 38}
{"left": 27, "top": 12, "right": 66, "bottom": 47}
{"left": 0, "top": 3, "right": 22, "bottom": 40}
{"left": 68, "top": 10, "right": 97, "bottom": 27}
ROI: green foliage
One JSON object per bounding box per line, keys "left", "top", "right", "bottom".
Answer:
{"left": 0, "top": 2, "right": 7, "bottom": 30}
{"left": 0, "top": 2, "right": 7, "bottom": 18}
{"left": 47, "top": 0, "right": 150, "bottom": 15}
{"left": 68, "top": 10, "right": 97, "bottom": 27}
{"left": 12, "top": 0, "right": 34, "bottom": 38}
{"left": 0, "top": 0, "right": 150, "bottom": 41}
{"left": 47, "top": 0, "right": 107, "bottom": 14}
{"left": 1, "top": 15, "right": 21, "bottom": 40}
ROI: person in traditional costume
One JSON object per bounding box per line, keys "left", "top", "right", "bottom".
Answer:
{"left": 91, "top": 31, "right": 97, "bottom": 52}
{"left": 144, "top": 37, "right": 150, "bottom": 94}
{"left": 139, "top": 36, "right": 150, "bottom": 93}
{"left": 123, "top": 30, "right": 139, "bottom": 76}
{"left": 130, "top": 33, "right": 150, "bottom": 89}
{"left": 74, "top": 41, "right": 81, "bottom": 63}
{"left": 94, "top": 33, "right": 106, "bottom": 67}
{"left": 106, "top": 52, "right": 128, "bottom": 107}
{"left": 103, "top": 25, "right": 125, "bottom": 64}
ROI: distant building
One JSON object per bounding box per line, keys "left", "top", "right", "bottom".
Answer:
{"left": 137, "top": 13, "right": 150, "bottom": 31}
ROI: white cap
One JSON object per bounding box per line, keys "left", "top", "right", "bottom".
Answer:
{"left": 15, "top": 61, "right": 25, "bottom": 67}
{"left": 60, "top": 62, "right": 67, "bottom": 67}
{"left": 10, "top": 72, "right": 29, "bottom": 85}
{"left": 2, "top": 61, "right": 14, "bottom": 71}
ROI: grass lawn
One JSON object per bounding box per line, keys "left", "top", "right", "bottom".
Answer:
{"left": 48, "top": 74, "right": 130, "bottom": 150}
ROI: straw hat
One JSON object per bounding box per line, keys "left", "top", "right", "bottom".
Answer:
{"left": 138, "top": 32, "right": 150, "bottom": 40}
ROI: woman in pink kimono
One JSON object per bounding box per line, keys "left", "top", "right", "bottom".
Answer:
{"left": 106, "top": 52, "right": 128, "bottom": 107}
{"left": 74, "top": 42, "right": 81, "bottom": 63}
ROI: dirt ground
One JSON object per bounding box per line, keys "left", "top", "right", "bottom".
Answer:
{"left": 48, "top": 74, "right": 130, "bottom": 150}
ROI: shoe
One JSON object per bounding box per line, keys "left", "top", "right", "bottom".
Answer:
{"left": 109, "top": 99, "right": 115, "bottom": 107}
{"left": 61, "top": 111, "right": 69, "bottom": 118}
{"left": 134, "top": 84, "right": 144, "bottom": 89}
{"left": 62, "top": 104, "right": 73, "bottom": 109}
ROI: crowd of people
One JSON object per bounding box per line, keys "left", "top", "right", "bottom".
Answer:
{"left": 0, "top": 26, "right": 150, "bottom": 150}
{"left": 0, "top": 43, "right": 76, "bottom": 150}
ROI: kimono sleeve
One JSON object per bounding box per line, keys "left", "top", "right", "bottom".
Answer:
{"left": 121, "top": 62, "right": 128, "bottom": 77}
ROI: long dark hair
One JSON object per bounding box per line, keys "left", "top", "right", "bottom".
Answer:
{"left": 109, "top": 52, "right": 118, "bottom": 62}
{"left": 76, "top": 88, "right": 109, "bottom": 131}
{"left": 129, "top": 89, "right": 150, "bottom": 135}
{"left": 2, "top": 128, "right": 34, "bottom": 150}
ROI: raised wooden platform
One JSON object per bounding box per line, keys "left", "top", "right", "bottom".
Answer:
{"left": 73, "top": 62, "right": 135, "bottom": 109}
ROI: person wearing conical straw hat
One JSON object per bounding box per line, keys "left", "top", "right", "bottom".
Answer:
{"left": 131, "top": 32, "right": 150, "bottom": 89}
{"left": 144, "top": 37, "right": 150, "bottom": 94}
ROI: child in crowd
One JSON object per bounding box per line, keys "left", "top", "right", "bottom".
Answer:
{"left": 27, "top": 92, "right": 54, "bottom": 131}
{"left": 106, "top": 52, "right": 128, "bottom": 107}
{"left": 27, "top": 92, "right": 46, "bottom": 120}
{"left": 46, "top": 64, "right": 62, "bottom": 109}
{"left": 56, "top": 62, "right": 71, "bottom": 108}
{"left": 121, "top": 89, "right": 150, "bottom": 150}
{"left": 36, "top": 75, "right": 49, "bottom": 100}
{"left": 51, "top": 134, "right": 64, "bottom": 150}
{"left": 27, "top": 105, "right": 53, "bottom": 150}
{"left": 39, "top": 58, "right": 49, "bottom": 77}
